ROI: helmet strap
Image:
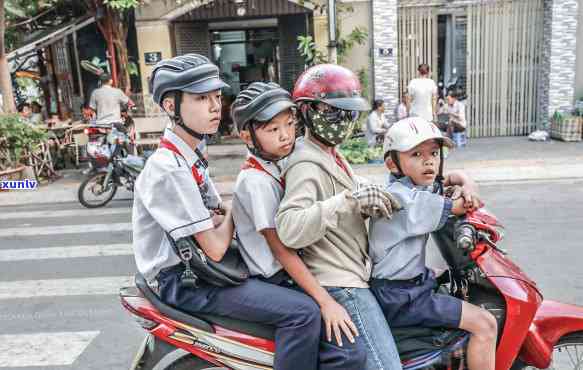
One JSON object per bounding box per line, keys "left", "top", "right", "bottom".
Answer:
{"left": 390, "top": 151, "right": 405, "bottom": 178}
{"left": 433, "top": 146, "right": 445, "bottom": 195}
{"left": 173, "top": 91, "right": 205, "bottom": 141}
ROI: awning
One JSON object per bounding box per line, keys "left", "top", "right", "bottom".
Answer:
{"left": 7, "top": 16, "right": 96, "bottom": 62}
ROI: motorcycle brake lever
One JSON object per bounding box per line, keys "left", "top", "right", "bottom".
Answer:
{"left": 478, "top": 231, "right": 507, "bottom": 255}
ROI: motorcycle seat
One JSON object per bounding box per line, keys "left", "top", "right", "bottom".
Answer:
{"left": 135, "top": 273, "right": 214, "bottom": 333}
{"left": 197, "top": 313, "right": 275, "bottom": 341}
{"left": 134, "top": 273, "right": 275, "bottom": 341}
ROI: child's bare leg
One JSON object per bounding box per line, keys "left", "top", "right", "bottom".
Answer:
{"left": 459, "top": 301, "right": 497, "bottom": 370}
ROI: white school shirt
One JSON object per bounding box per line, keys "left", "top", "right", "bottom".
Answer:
{"left": 408, "top": 78, "right": 438, "bottom": 122}
{"left": 232, "top": 152, "right": 285, "bottom": 278}
{"left": 132, "top": 128, "right": 221, "bottom": 282}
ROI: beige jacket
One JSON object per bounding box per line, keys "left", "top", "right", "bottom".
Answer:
{"left": 275, "top": 135, "right": 371, "bottom": 288}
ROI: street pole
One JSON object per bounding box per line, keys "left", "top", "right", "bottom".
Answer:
{"left": 327, "top": 0, "right": 338, "bottom": 64}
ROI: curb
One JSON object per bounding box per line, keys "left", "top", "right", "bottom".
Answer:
{"left": 2, "top": 162, "right": 583, "bottom": 207}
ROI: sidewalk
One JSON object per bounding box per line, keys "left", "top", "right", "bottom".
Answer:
{"left": 1, "top": 136, "right": 582, "bottom": 206}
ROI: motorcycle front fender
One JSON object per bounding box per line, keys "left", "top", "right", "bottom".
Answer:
{"left": 519, "top": 300, "right": 583, "bottom": 368}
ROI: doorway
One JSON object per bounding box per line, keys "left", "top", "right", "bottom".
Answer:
{"left": 210, "top": 28, "right": 279, "bottom": 96}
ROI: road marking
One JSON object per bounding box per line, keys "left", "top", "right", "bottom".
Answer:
{"left": 0, "top": 276, "right": 134, "bottom": 299}
{"left": 0, "top": 223, "right": 132, "bottom": 237}
{"left": 0, "top": 331, "right": 100, "bottom": 367}
{"left": 0, "top": 243, "right": 132, "bottom": 262}
{"left": 0, "top": 207, "right": 130, "bottom": 220}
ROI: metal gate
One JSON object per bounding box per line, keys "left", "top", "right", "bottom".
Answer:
{"left": 398, "top": 0, "right": 544, "bottom": 137}
{"left": 466, "top": 0, "right": 544, "bottom": 137}
{"left": 397, "top": 5, "right": 438, "bottom": 99}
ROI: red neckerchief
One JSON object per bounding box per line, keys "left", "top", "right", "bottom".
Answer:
{"left": 159, "top": 137, "right": 204, "bottom": 185}
{"left": 331, "top": 149, "right": 351, "bottom": 178}
{"left": 241, "top": 156, "right": 285, "bottom": 189}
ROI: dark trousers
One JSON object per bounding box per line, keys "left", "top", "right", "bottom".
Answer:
{"left": 157, "top": 267, "right": 363, "bottom": 370}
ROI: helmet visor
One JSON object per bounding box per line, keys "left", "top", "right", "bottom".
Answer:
{"left": 255, "top": 99, "right": 296, "bottom": 122}
{"left": 182, "top": 77, "right": 229, "bottom": 94}
{"left": 324, "top": 96, "right": 370, "bottom": 112}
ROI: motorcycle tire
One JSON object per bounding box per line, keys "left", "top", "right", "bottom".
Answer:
{"left": 517, "top": 331, "right": 583, "bottom": 370}
{"left": 166, "top": 356, "right": 223, "bottom": 370}
{"left": 78, "top": 172, "right": 118, "bottom": 208}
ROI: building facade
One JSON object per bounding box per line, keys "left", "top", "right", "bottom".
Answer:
{"left": 372, "top": 0, "right": 582, "bottom": 137}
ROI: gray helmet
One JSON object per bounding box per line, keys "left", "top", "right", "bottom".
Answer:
{"left": 149, "top": 54, "right": 229, "bottom": 106}
{"left": 231, "top": 82, "right": 296, "bottom": 133}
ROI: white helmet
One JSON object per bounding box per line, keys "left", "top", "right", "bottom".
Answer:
{"left": 383, "top": 117, "right": 454, "bottom": 156}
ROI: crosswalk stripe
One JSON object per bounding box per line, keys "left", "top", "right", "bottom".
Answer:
{"left": 0, "top": 243, "right": 132, "bottom": 262}
{"left": 0, "top": 223, "right": 132, "bottom": 237}
{"left": 0, "top": 276, "right": 134, "bottom": 299}
{"left": 0, "top": 331, "right": 100, "bottom": 367}
{"left": 0, "top": 207, "right": 130, "bottom": 220}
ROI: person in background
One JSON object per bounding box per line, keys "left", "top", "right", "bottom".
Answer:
{"left": 407, "top": 64, "right": 438, "bottom": 123}
{"left": 89, "top": 73, "right": 130, "bottom": 126}
{"left": 17, "top": 102, "right": 32, "bottom": 123}
{"left": 394, "top": 93, "right": 409, "bottom": 122}
{"left": 30, "top": 102, "right": 44, "bottom": 125}
{"left": 365, "top": 99, "right": 390, "bottom": 147}
{"left": 445, "top": 88, "right": 467, "bottom": 138}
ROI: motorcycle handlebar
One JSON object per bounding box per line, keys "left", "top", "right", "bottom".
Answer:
{"left": 455, "top": 223, "right": 476, "bottom": 251}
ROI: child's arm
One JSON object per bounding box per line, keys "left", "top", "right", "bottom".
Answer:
{"left": 450, "top": 196, "right": 467, "bottom": 216}
{"left": 261, "top": 228, "right": 358, "bottom": 346}
{"left": 194, "top": 208, "right": 235, "bottom": 262}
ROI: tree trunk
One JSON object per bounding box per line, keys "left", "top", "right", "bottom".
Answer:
{"left": 111, "top": 9, "right": 131, "bottom": 94}
{"left": 0, "top": 0, "right": 16, "bottom": 113}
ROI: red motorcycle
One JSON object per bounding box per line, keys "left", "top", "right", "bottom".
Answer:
{"left": 120, "top": 209, "right": 583, "bottom": 370}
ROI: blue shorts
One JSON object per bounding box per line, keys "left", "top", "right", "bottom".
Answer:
{"left": 370, "top": 269, "right": 462, "bottom": 329}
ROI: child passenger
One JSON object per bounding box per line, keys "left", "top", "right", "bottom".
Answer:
{"left": 231, "top": 82, "right": 365, "bottom": 370}
{"left": 133, "top": 55, "right": 321, "bottom": 370}
{"left": 369, "top": 116, "right": 498, "bottom": 370}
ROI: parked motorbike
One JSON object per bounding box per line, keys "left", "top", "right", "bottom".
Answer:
{"left": 120, "top": 208, "right": 583, "bottom": 370}
{"left": 85, "top": 124, "right": 115, "bottom": 172}
{"left": 78, "top": 129, "right": 145, "bottom": 208}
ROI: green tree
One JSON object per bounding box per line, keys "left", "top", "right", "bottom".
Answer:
{"left": 84, "top": 0, "right": 138, "bottom": 93}
{"left": 297, "top": 2, "right": 368, "bottom": 67}
{"left": 0, "top": 0, "right": 16, "bottom": 113}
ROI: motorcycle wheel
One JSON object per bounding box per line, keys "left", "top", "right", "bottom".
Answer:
{"left": 166, "top": 355, "right": 224, "bottom": 370}
{"left": 521, "top": 331, "right": 583, "bottom": 370}
{"left": 78, "top": 172, "right": 118, "bottom": 208}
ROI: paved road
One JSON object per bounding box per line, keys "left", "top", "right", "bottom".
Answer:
{"left": 0, "top": 179, "right": 582, "bottom": 369}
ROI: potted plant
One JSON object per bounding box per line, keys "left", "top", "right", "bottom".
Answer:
{"left": 0, "top": 114, "right": 47, "bottom": 185}
{"left": 338, "top": 137, "right": 384, "bottom": 165}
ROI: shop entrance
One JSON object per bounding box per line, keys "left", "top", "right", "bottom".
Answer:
{"left": 211, "top": 27, "right": 279, "bottom": 96}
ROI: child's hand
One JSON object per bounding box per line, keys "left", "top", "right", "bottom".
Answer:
{"left": 451, "top": 197, "right": 467, "bottom": 215}
{"left": 210, "top": 210, "right": 225, "bottom": 227}
{"left": 446, "top": 185, "right": 483, "bottom": 211}
{"left": 320, "top": 297, "right": 359, "bottom": 347}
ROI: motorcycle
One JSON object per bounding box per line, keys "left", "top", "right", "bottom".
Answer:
{"left": 120, "top": 208, "right": 583, "bottom": 370}
{"left": 78, "top": 128, "right": 145, "bottom": 208}
{"left": 84, "top": 124, "right": 115, "bottom": 172}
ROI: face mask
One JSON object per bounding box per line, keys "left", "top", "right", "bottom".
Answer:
{"left": 306, "top": 106, "right": 359, "bottom": 146}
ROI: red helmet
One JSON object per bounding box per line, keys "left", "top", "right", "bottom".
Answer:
{"left": 292, "top": 64, "right": 370, "bottom": 111}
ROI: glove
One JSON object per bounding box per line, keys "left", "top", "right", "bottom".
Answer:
{"left": 349, "top": 184, "right": 402, "bottom": 219}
